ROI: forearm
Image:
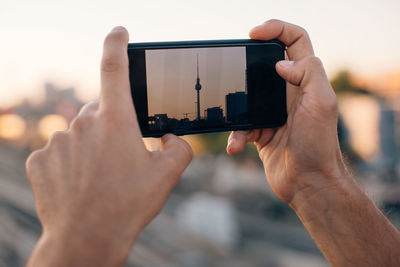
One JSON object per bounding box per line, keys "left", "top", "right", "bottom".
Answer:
{"left": 27, "top": 230, "right": 133, "bottom": 267}
{"left": 290, "top": 173, "right": 400, "bottom": 267}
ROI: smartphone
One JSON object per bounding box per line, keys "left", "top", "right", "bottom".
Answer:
{"left": 128, "top": 39, "right": 287, "bottom": 137}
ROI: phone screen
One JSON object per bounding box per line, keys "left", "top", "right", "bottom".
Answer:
{"left": 129, "top": 40, "right": 286, "bottom": 137}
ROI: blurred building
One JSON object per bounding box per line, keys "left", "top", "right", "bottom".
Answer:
{"left": 13, "top": 83, "right": 82, "bottom": 122}
{"left": 42, "top": 83, "right": 81, "bottom": 122}
{"left": 176, "top": 192, "right": 240, "bottom": 249}
{"left": 12, "top": 100, "right": 32, "bottom": 119}
{"left": 379, "top": 105, "right": 398, "bottom": 182}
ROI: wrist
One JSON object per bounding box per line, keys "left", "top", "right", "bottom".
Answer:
{"left": 286, "top": 167, "right": 400, "bottom": 266}
{"left": 288, "top": 166, "right": 363, "bottom": 216}
{"left": 28, "top": 228, "right": 135, "bottom": 267}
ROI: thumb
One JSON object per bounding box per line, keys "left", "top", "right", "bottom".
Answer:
{"left": 159, "top": 134, "right": 193, "bottom": 177}
{"left": 276, "top": 56, "right": 331, "bottom": 92}
{"left": 226, "top": 130, "right": 260, "bottom": 155}
{"left": 275, "top": 56, "right": 337, "bottom": 115}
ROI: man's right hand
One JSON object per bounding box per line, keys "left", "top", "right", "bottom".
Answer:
{"left": 227, "top": 19, "right": 349, "bottom": 206}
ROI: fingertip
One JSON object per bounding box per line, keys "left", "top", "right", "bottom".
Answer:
{"left": 161, "top": 134, "right": 193, "bottom": 162}
{"left": 226, "top": 142, "right": 238, "bottom": 155}
{"left": 226, "top": 137, "right": 235, "bottom": 155}
{"left": 102, "top": 26, "right": 129, "bottom": 72}
{"left": 111, "top": 26, "right": 127, "bottom": 32}
{"left": 249, "top": 19, "right": 282, "bottom": 39}
{"left": 226, "top": 132, "right": 235, "bottom": 155}
{"left": 157, "top": 134, "right": 193, "bottom": 191}
{"left": 249, "top": 25, "right": 262, "bottom": 39}
{"left": 249, "top": 23, "right": 268, "bottom": 39}
{"left": 227, "top": 140, "right": 245, "bottom": 155}
{"left": 226, "top": 132, "right": 245, "bottom": 155}
{"left": 276, "top": 60, "right": 294, "bottom": 69}
{"left": 104, "top": 26, "right": 129, "bottom": 47}
{"left": 275, "top": 60, "right": 294, "bottom": 81}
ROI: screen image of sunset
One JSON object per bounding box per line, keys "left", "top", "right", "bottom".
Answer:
{"left": 145, "top": 46, "right": 247, "bottom": 131}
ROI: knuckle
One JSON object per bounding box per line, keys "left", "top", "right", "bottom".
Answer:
{"left": 175, "top": 144, "right": 194, "bottom": 167}
{"left": 266, "top": 18, "right": 282, "bottom": 25}
{"left": 325, "top": 93, "right": 338, "bottom": 114}
{"left": 48, "top": 131, "right": 69, "bottom": 147}
{"left": 101, "top": 56, "right": 123, "bottom": 73}
{"left": 297, "top": 25, "right": 310, "bottom": 39}
{"left": 305, "top": 56, "right": 323, "bottom": 68}
{"left": 78, "top": 100, "right": 99, "bottom": 115}
{"left": 180, "top": 140, "right": 194, "bottom": 161}
{"left": 268, "top": 19, "right": 310, "bottom": 42}
{"left": 286, "top": 21, "right": 311, "bottom": 43}
{"left": 70, "top": 114, "right": 93, "bottom": 132}
{"left": 287, "top": 68, "right": 301, "bottom": 86}
{"left": 25, "top": 149, "right": 45, "bottom": 180}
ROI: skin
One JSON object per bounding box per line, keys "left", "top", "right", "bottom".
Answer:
{"left": 26, "top": 20, "right": 400, "bottom": 266}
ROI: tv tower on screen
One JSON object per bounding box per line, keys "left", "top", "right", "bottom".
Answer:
{"left": 195, "top": 54, "right": 202, "bottom": 121}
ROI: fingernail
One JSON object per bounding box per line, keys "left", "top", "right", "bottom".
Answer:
{"left": 227, "top": 138, "right": 234, "bottom": 147}
{"left": 111, "top": 26, "right": 125, "bottom": 32}
{"left": 278, "top": 60, "right": 294, "bottom": 68}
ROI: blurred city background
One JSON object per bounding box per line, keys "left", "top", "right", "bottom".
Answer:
{"left": 1, "top": 0, "right": 400, "bottom": 266}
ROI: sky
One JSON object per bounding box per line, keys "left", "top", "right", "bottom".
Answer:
{"left": 146, "top": 47, "right": 245, "bottom": 120}
{"left": 1, "top": 0, "right": 400, "bottom": 107}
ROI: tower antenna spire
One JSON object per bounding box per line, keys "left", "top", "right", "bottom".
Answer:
{"left": 195, "top": 54, "right": 202, "bottom": 121}
{"left": 197, "top": 54, "right": 199, "bottom": 79}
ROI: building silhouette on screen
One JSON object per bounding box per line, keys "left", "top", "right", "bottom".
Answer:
{"left": 226, "top": 92, "right": 248, "bottom": 123}
{"left": 206, "top": 107, "right": 224, "bottom": 126}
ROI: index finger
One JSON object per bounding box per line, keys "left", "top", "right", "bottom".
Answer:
{"left": 249, "top": 19, "right": 314, "bottom": 61}
{"left": 100, "top": 26, "right": 135, "bottom": 114}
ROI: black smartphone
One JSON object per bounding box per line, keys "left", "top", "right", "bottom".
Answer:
{"left": 128, "top": 39, "right": 287, "bottom": 137}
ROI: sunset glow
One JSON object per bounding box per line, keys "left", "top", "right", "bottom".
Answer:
{"left": 353, "top": 71, "right": 400, "bottom": 99}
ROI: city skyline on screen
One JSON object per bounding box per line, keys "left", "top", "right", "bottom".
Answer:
{"left": 146, "top": 46, "right": 246, "bottom": 121}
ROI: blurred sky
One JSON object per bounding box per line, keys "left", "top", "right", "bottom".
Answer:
{"left": 147, "top": 47, "right": 245, "bottom": 119}
{"left": 1, "top": 0, "right": 400, "bottom": 107}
